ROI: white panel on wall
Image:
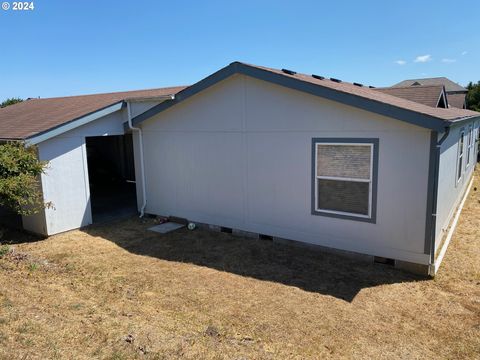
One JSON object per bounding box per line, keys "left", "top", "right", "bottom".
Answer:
{"left": 39, "top": 137, "right": 91, "bottom": 235}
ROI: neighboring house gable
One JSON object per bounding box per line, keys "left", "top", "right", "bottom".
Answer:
{"left": 393, "top": 77, "right": 467, "bottom": 93}
{"left": 373, "top": 85, "right": 448, "bottom": 108}
{"left": 392, "top": 77, "right": 468, "bottom": 109}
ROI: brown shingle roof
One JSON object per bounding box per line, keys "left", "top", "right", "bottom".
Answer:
{"left": 447, "top": 93, "right": 466, "bottom": 109}
{"left": 0, "top": 86, "right": 186, "bottom": 140}
{"left": 392, "top": 77, "right": 467, "bottom": 92}
{"left": 372, "top": 85, "right": 445, "bottom": 108}
{"left": 247, "top": 64, "right": 478, "bottom": 121}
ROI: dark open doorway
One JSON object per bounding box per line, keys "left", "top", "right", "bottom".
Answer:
{"left": 86, "top": 134, "right": 137, "bottom": 223}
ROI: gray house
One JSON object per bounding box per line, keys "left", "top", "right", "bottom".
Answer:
{"left": 0, "top": 62, "right": 478, "bottom": 275}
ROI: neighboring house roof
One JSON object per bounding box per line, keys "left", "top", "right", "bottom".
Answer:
{"left": 373, "top": 85, "right": 446, "bottom": 108}
{"left": 134, "top": 62, "right": 479, "bottom": 131}
{"left": 446, "top": 93, "right": 466, "bottom": 109}
{"left": 392, "top": 77, "right": 467, "bottom": 93}
{"left": 0, "top": 87, "right": 186, "bottom": 140}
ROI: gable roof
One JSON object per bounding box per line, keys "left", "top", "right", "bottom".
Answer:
{"left": 0, "top": 86, "right": 186, "bottom": 140}
{"left": 133, "top": 62, "right": 479, "bottom": 131}
{"left": 392, "top": 77, "right": 467, "bottom": 92}
{"left": 372, "top": 85, "right": 446, "bottom": 108}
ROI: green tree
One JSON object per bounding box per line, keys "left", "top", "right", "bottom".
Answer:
{"left": 0, "top": 142, "right": 48, "bottom": 215}
{"left": 0, "top": 98, "right": 23, "bottom": 108}
{"left": 466, "top": 81, "right": 480, "bottom": 111}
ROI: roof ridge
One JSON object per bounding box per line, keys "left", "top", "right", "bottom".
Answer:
{"left": 25, "top": 85, "right": 188, "bottom": 101}
{"left": 401, "top": 76, "right": 448, "bottom": 81}
{"left": 373, "top": 84, "right": 445, "bottom": 90}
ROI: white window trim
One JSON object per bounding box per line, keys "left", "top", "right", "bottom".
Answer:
{"left": 476, "top": 123, "right": 480, "bottom": 155}
{"left": 456, "top": 130, "right": 465, "bottom": 184}
{"left": 466, "top": 125, "right": 473, "bottom": 167}
{"left": 314, "top": 142, "right": 374, "bottom": 219}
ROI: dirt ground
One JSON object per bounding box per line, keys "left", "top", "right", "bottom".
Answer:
{"left": 0, "top": 175, "right": 479, "bottom": 359}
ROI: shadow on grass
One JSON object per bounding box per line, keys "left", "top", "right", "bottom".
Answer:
{"left": 0, "top": 208, "right": 43, "bottom": 244}
{"left": 84, "top": 218, "right": 425, "bottom": 302}
{"left": 0, "top": 225, "right": 44, "bottom": 245}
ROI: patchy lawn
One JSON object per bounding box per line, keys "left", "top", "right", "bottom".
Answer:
{"left": 0, "top": 177, "right": 479, "bottom": 359}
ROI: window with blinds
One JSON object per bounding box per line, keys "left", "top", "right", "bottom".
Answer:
{"left": 313, "top": 141, "right": 374, "bottom": 219}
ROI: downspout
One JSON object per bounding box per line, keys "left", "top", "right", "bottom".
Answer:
{"left": 126, "top": 101, "right": 147, "bottom": 217}
{"left": 125, "top": 95, "right": 175, "bottom": 217}
{"left": 429, "top": 126, "right": 450, "bottom": 265}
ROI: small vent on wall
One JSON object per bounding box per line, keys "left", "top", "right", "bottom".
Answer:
{"left": 220, "top": 227, "right": 233, "bottom": 234}
{"left": 374, "top": 256, "right": 395, "bottom": 266}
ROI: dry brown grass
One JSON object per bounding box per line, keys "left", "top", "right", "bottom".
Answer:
{"left": 0, "top": 173, "right": 479, "bottom": 359}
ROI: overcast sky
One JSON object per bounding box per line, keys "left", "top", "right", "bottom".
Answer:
{"left": 0, "top": 0, "right": 478, "bottom": 100}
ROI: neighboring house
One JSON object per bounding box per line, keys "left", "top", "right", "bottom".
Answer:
{"left": 373, "top": 85, "right": 448, "bottom": 108}
{"left": 0, "top": 62, "right": 479, "bottom": 276}
{"left": 392, "top": 77, "right": 468, "bottom": 109}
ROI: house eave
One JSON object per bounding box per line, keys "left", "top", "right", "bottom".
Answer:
{"left": 132, "top": 62, "right": 449, "bottom": 132}
{"left": 446, "top": 115, "right": 480, "bottom": 126}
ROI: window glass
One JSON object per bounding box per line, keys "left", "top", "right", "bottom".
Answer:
{"left": 316, "top": 145, "right": 371, "bottom": 179}
{"left": 317, "top": 179, "right": 369, "bottom": 215}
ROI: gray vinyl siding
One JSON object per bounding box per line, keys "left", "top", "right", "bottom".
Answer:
{"left": 435, "top": 121, "right": 478, "bottom": 250}
{"left": 140, "top": 74, "right": 432, "bottom": 265}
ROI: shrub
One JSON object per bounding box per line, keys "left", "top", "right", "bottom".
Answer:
{"left": 0, "top": 142, "right": 48, "bottom": 215}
